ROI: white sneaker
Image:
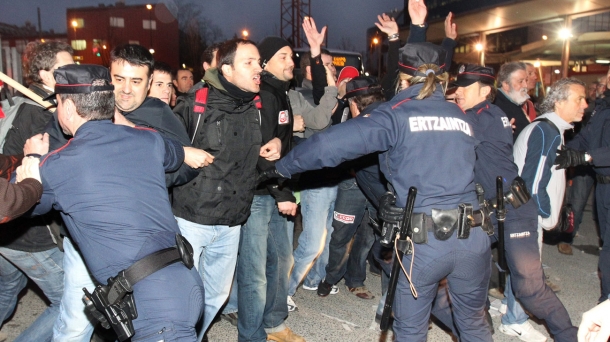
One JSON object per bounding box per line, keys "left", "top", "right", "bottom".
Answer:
{"left": 287, "top": 296, "right": 298, "bottom": 312}
{"left": 498, "top": 321, "right": 547, "bottom": 342}
{"left": 302, "top": 283, "right": 318, "bottom": 291}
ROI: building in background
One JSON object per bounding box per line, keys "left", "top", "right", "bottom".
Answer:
{"left": 67, "top": 2, "right": 179, "bottom": 68}
{"left": 368, "top": 0, "right": 610, "bottom": 90}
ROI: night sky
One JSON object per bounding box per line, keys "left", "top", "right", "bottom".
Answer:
{"left": 0, "top": 0, "right": 404, "bottom": 52}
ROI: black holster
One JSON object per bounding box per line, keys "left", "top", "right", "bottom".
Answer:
{"left": 490, "top": 177, "right": 531, "bottom": 209}
{"left": 82, "top": 234, "right": 193, "bottom": 341}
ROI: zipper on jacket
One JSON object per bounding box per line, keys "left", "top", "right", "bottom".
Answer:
{"left": 216, "top": 121, "right": 222, "bottom": 145}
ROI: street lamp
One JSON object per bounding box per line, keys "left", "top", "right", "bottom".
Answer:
{"left": 372, "top": 37, "right": 381, "bottom": 78}
{"left": 242, "top": 30, "right": 249, "bottom": 39}
{"left": 146, "top": 4, "right": 153, "bottom": 54}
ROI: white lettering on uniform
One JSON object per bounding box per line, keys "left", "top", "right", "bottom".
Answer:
{"left": 409, "top": 116, "right": 472, "bottom": 136}
{"left": 509, "top": 231, "right": 531, "bottom": 239}
{"left": 501, "top": 117, "right": 511, "bottom": 128}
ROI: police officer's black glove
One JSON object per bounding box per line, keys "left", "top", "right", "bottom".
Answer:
{"left": 256, "top": 167, "right": 287, "bottom": 185}
{"left": 555, "top": 148, "right": 589, "bottom": 169}
{"left": 378, "top": 191, "right": 404, "bottom": 224}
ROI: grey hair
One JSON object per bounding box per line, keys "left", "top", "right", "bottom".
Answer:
{"left": 539, "top": 77, "right": 586, "bottom": 114}
{"left": 497, "top": 62, "right": 526, "bottom": 86}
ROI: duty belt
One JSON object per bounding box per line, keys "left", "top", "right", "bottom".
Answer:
{"left": 409, "top": 204, "right": 491, "bottom": 244}
{"left": 597, "top": 174, "right": 610, "bottom": 184}
{"left": 82, "top": 234, "right": 194, "bottom": 341}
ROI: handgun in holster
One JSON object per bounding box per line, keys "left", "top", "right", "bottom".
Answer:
{"left": 474, "top": 183, "right": 495, "bottom": 236}
{"left": 82, "top": 273, "right": 137, "bottom": 342}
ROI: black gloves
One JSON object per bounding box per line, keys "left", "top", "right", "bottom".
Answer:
{"left": 256, "top": 167, "right": 287, "bottom": 185}
{"left": 555, "top": 148, "right": 588, "bottom": 169}
{"left": 378, "top": 191, "right": 404, "bottom": 224}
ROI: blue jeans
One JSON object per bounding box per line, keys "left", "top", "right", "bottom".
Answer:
{"left": 177, "top": 217, "right": 240, "bottom": 340}
{"left": 288, "top": 185, "right": 337, "bottom": 295}
{"left": 236, "top": 195, "right": 293, "bottom": 341}
{"left": 0, "top": 246, "right": 64, "bottom": 342}
{"left": 54, "top": 237, "right": 96, "bottom": 342}
{"left": 324, "top": 178, "right": 375, "bottom": 288}
{"left": 500, "top": 218, "right": 577, "bottom": 342}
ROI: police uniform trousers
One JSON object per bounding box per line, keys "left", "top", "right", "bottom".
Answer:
{"left": 130, "top": 263, "right": 204, "bottom": 342}
{"left": 597, "top": 183, "right": 610, "bottom": 303}
{"left": 393, "top": 226, "right": 491, "bottom": 342}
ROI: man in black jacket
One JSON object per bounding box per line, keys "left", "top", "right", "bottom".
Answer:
{"left": 494, "top": 62, "right": 532, "bottom": 140}
{"left": 0, "top": 40, "right": 72, "bottom": 342}
{"left": 229, "top": 36, "right": 303, "bottom": 342}
{"left": 172, "top": 39, "right": 281, "bottom": 340}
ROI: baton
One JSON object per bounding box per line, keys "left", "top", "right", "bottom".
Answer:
{"left": 0, "top": 71, "right": 55, "bottom": 111}
{"left": 380, "top": 186, "right": 417, "bottom": 331}
{"left": 496, "top": 176, "right": 507, "bottom": 290}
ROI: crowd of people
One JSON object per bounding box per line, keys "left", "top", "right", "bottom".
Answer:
{"left": 1, "top": 0, "right": 610, "bottom": 341}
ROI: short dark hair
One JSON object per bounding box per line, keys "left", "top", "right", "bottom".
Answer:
{"left": 110, "top": 44, "right": 154, "bottom": 78}
{"left": 202, "top": 42, "right": 223, "bottom": 66}
{"left": 350, "top": 85, "right": 385, "bottom": 112}
{"left": 59, "top": 79, "right": 115, "bottom": 121}
{"left": 321, "top": 48, "right": 331, "bottom": 56}
{"left": 25, "top": 41, "right": 73, "bottom": 84}
{"left": 216, "top": 39, "right": 257, "bottom": 75}
{"left": 479, "top": 82, "right": 497, "bottom": 102}
{"left": 171, "top": 67, "right": 192, "bottom": 80}
{"left": 497, "top": 62, "right": 526, "bottom": 86}
{"left": 153, "top": 61, "right": 172, "bottom": 77}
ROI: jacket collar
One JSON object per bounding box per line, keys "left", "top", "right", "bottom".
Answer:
{"left": 537, "top": 112, "right": 574, "bottom": 133}
{"left": 261, "top": 71, "right": 290, "bottom": 92}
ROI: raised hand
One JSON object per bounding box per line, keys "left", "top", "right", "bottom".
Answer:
{"left": 302, "top": 16, "right": 327, "bottom": 57}
{"left": 444, "top": 12, "right": 457, "bottom": 40}
{"left": 375, "top": 13, "right": 399, "bottom": 37}
{"left": 408, "top": 0, "right": 427, "bottom": 26}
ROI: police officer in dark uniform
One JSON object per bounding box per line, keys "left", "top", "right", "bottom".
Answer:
{"left": 260, "top": 42, "right": 492, "bottom": 341}
{"left": 453, "top": 64, "right": 577, "bottom": 341}
{"left": 31, "top": 64, "right": 204, "bottom": 342}
{"left": 557, "top": 83, "right": 610, "bottom": 303}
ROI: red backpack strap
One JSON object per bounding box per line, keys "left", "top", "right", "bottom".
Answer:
{"left": 188, "top": 87, "right": 209, "bottom": 140}
{"left": 253, "top": 95, "right": 262, "bottom": 110}
{"left": 194, "top": 87, "right": 209, "bottom": 114}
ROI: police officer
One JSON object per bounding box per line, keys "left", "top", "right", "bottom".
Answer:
{"left": 31, "top": 64, "right": 204, "bottom": 341}
{"left": 556, "top": 78, "right": 610, "bottom": 304}
{"left": 260, "top": 42, "right": 492, "bottom": 341}
{"left": 454, "top": 64, "right": 577, "bottom": 342}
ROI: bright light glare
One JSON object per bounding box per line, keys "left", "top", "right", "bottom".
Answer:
{"left": 373, "top": 37, "right": 379, "bottom": 45}
{"left": 559, "top": 28, "right": 572, "bottom": 39}
{"left": 475, "top": 43, "right": 483, "bottom": 52}
{"left": 554, "top": 69, "right": 561, "bottom": 74}
{"left": 534, "top": 61, "right": 541, "bottom": 68}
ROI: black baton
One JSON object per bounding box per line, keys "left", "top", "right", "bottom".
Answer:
{"left": 496, "top": 176, "right": 507, "bottom": 291}
{"left": 380, "top": 187, "right": 417, "bottom": 331}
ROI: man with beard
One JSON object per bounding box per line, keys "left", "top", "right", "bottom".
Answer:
{"left": 494, "top": 62, "right": 532, "bottom": 140}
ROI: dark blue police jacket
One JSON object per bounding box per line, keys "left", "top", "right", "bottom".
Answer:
{"left": 567, "top": 97, "right": 610, "bottom": 174}
{"left": 276, "top": 83, "right": 478, "bottom": 214}
{"left": 32, "top": 120, "right": 185, "bottom": 283}
{"left": 466, "top": 100, "right": 538, "bottom": 224}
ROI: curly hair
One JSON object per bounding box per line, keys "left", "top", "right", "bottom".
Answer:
{"left": 25, "top": 41, "right": 73, "bottom": 84}
{"left": 539, "top": 77, "right": 586, "bottom": 114}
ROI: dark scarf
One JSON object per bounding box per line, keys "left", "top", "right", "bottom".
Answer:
{"left": 218, "top": 73, "right": 257, "bottom": 102}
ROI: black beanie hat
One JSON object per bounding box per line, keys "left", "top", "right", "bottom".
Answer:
{"left": 258, "top": 36, "right": 291, "bottom": 68}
